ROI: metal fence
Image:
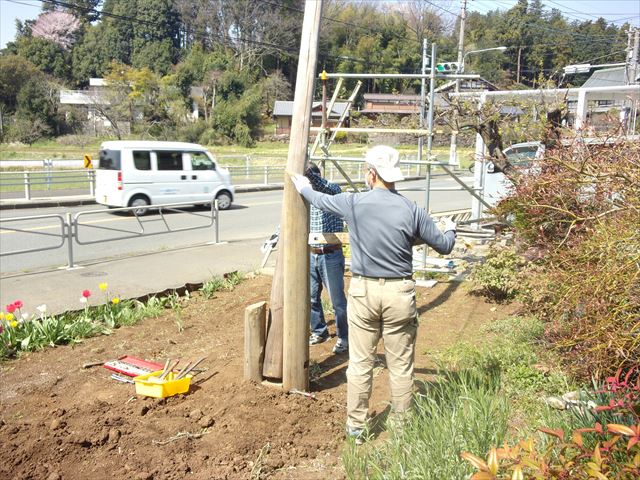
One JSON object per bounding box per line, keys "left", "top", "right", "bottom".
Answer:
{"left": 0, "top": 169, "right": 96, "bottom": 199}
{"left": 0, "top": 200, "right": 221, "bottom": 269}
{"left": 0, "top": 156, "right": 429, "bottom": 200}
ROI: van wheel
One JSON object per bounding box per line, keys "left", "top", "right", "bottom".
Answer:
{"left": 128, "top": 195, "right": 150, "bottom": 216}
{"left": 215, "top": 191, "right": 232, "bottom": 210}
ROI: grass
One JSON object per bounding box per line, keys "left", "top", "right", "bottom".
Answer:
{"left": 342, "top": 315, "right": 582, "bottom": 479}
{"left": 343, "top": 365, "right": 510, "bottom": 479}
{"left": 1, "top": 138, "right": 475, "bottom": 170}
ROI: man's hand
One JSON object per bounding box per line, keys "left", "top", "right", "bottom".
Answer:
{"left": 290, "top": 174, "right": 310, "bottom": 193}
{"left": 443, "top": 216, "right": 457, "bottom": 233}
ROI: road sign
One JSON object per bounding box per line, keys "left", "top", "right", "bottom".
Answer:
{"left": 83, "top": 154, "right": 93, "bottom": 169}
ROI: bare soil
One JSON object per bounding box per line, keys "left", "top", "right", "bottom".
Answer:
{"left": 0, "top": 273, "right": 517, "bottom": 480}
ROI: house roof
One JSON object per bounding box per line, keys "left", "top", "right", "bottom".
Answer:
{"left": 581, "top": 67, "right": 627, "bottom": 88}
{"left": 362, "top": 93, "right": 421, "bottom": 101}
{"left": 435, "top": 77, "right": 499, "bottom": 93}
{"left": 273, "top": 100, "right": 349, "bottom": 117}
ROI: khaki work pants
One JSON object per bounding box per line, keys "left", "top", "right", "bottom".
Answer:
{"left": 346, "top": 275, "right": 418, "bottom": 431}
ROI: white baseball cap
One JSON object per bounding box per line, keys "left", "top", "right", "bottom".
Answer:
{"left": 365, "top": 145, "right": 404, "bottom": 183}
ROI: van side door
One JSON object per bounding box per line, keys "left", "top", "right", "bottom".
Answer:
{"left": 184, "top": 151, "right": 222, "bottom": 202}
{"left": 154, "top": 150, "right": 190, "bottom": 205}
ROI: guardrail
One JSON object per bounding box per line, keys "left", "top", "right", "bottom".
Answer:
{"left": 0, "top": 157, "right": 428, "bottom": 200}
{"left": 0, "top": 169, "right": 96, "bottom": 199}
{"left": 0, "top": 200, "right": 221, "bottom": 269}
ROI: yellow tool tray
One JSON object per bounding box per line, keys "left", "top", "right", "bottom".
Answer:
{"left": 133, "top": 370, "right": 192, "bottom": 398}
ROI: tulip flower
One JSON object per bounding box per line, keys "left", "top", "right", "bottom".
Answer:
{"left": 111, "top": 297, "right": 120, "bottom": 305}
{"left": 5, "top": 313, "right": 15, "bottom": 322}
{"left": 6, "top": 304, "right": 16, "bottom": 313}
{"left": 82, "top": 290, "right": 91, "bottom": 298}
{"left": 79, "top": 297, "right": 88, "bottom": 304}
{"left": 0, "top": 312, "right": 4, "bottom": 320}
{"left": 99, "top": 283, "right": 108, "bottom": 291}
{"left": 13, "top": 300, "right": 23, "bottom": 309}
{"left": 36, "top": 304, "right": 47, "bottom": 314}
{"left": 9, "top": 320, "right": 17, "bottom": 328}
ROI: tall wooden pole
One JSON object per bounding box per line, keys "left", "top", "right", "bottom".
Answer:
{"left": 282, "top": 0, "right": 323, "bottom": 392}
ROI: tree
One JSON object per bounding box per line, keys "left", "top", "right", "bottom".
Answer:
{"left": 132, "top": 0, "right": 181, "bottom": 75}
{"left": 31, "top": 10, "right": 81, "bottom": 50}
{"left": 42, "top": 0, "right": 101, "bottom": 23}
{"left": 16, "top": 76, "right": 61, "bottom": 134}
{"left": 15, "top": 36, "right": 71, "bottom": 80}
{"left": 259, "top": 70, "right": 292, "bottom": 116}
{"left": 0, "top": 55, "right": 40, "bottom": 113}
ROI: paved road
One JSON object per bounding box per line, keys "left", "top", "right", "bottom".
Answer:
{"left": 0, "top": 177, "right": 474, "bottom": 275}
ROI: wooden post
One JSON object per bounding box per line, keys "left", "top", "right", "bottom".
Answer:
{"left": 282, "top": 0, "right": 323, "bottom": 392}
{"left": 262, "top": 251, "right": 284, "bottom": 378}
{"left": 244, "top": 301, "right": 267, "bottom": 382}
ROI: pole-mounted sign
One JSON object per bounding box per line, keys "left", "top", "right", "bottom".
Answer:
{"left": 83, "top": 154, "right": 93, "bottom": 169}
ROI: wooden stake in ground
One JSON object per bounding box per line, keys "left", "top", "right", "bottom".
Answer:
{"left": 262, "top": 250, "right": 284, "bottom": 378}
{"left": 282, "top": 0, "right": 323, "bottom": 392}
{"left": 244, "top": 301, "right": 267, "bottom": 382}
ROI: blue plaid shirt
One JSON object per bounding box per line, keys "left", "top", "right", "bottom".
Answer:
{"left": 308, "top": 171, "right": 344, "bottom": 248}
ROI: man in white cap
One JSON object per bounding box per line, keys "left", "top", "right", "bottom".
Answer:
{"left": 291, "top": 145, "right": 457, "bottom": 444}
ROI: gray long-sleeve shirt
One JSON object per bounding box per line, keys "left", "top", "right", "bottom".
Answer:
{"left": 301, "top": 186, "right": 456, "bottom": 278}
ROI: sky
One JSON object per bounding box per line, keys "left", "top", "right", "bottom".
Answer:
{"left": 1, "top": 0, "right": 639, "bottom": 49}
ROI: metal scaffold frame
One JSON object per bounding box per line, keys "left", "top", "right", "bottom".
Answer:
{"left": 308, "top": 42, "right": 490, "bottom": 260}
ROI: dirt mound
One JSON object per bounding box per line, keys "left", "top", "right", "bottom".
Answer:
{"left": 0, "top": 274, "right": 515, "bottom": 479}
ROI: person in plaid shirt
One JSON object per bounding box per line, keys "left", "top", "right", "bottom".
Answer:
{"left": 306, "top": 163, "right": 348, "bottom": 354}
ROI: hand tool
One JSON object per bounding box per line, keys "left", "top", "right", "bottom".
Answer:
{"left": 176, "top": 356, "right": 206, "bottom": 379}
{"left": 159, "top": 359, "right": 180, "bottom": 380}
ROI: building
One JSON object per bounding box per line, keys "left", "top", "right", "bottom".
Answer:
{"left": 272, "top": 100, "right": 350, "bottom": 135}
{"left": 60, "top": 79, "right": 203, "bottom": 135}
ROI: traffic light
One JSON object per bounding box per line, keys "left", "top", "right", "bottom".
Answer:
{"left": 436, "top": 62, "right": 460, "bottom": 73}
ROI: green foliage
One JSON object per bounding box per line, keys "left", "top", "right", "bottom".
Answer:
{"left": 15, "top": 36, "right": 71, "bottom": 80}
{"left": 199, "top": 271, "right": 244, "bottom": 299}
{"left": 468, "top": 247, "right": 525, "bottom": 302}
{"left": 6, "top": 117, "right": 52, "bottom": 145}
{"left": 343, "top": 365, "right": 510, "bottom": 479}
{"left": 0, "top": 55, "right": 40, "bottom": 113}
{"left": 132, "top": 0, "right": 180, "bottom": 75}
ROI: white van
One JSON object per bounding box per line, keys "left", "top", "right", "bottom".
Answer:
{"left": 95, "top": 141, "right": 234, "bottom": 214}
{"left": 482, "top": 141, "right": 545, "bottom": 206}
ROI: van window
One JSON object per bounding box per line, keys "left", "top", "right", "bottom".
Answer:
{"left": 156, "top": 151, "right": 183, "bottom": 170}
{"left": 191, "top": 152, "right": 215, "bottom": 171}
{"left": 133, "top": 151, "right": 151, "bottom": 170}
{"left": 99, "top": 149, "right": 121, "bottom": 170}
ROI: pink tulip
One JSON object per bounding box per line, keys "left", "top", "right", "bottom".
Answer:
{"left": 82, "top": 290, "right": 91, "bottom": 298}
{"left": 6, "top": 304, "right": 16, "bottom": 313}
{"left": 13, "top": 300, "right": 23, "bottom": 309}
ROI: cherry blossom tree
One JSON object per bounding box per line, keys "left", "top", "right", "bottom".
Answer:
{"left": 31, "top": 11, "right": 80, "bottom": 51}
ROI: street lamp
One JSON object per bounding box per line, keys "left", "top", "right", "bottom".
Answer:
{"left": 461, "top": 46, "right": 507, "bottom": 73}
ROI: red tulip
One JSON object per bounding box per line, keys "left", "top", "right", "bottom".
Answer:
{"left": 82, "top": 290, "right": 91, "bottom": 298}
{"left": 13, "top": 300, "right": 23, "bottom": 309}
{"left": 6, "top": 304, "right": 16, "bottom": 313}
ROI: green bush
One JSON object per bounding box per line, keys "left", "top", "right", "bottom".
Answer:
{"left": 468, "top": 247, "right": 524, "bottom": 302}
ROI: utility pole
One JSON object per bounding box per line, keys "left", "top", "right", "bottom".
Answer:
{"left": 281, "top": 0, "right": 323, "bottom": 392}
{"left": 630, "top": 27, "right": 639, "bottom": 85}
{"left": 449, "top": 0, "right": 467, "bottom": 169}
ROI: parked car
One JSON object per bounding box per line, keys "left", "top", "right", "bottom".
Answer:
{"left": 95, "top": 141, "right": 234, "bottom": 215}
{"left": 481, "top": 141, "right": 545, "bottom": 206}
